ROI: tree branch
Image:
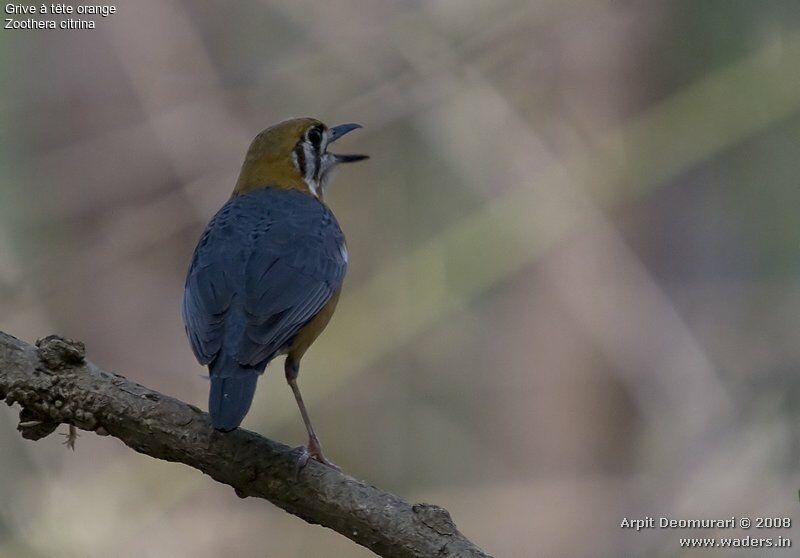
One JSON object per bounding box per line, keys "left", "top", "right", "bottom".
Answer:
{"left": 0, "top": 331, "right": 491, "bottom": 558}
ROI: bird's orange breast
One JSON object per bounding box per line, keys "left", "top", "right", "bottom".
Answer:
{"left": 288, "top": 287, "right": 342, "bottom": 363}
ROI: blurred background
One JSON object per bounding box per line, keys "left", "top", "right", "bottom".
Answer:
{"left": 2, "top": 1, "right": 800, "bottom": 556}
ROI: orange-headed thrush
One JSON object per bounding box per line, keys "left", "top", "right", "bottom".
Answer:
{"left": 182, "top": 118, "right": 366, "bottom": 465}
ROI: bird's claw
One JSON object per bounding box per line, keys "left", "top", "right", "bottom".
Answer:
{"left": 306, "top": 434, "right": 341, "bottom": 471}
{"left": 310, "top": 452, "right": 341, "bottom": 472}
{"left": 291, "top": 440, "right": 341, "bottom": 473}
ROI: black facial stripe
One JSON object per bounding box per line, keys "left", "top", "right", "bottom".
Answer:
{"left": 294, "top": 143, "right": 307, "bottom": 177}
{"left": 307, "top": 126, "right": 323, "bottom": 149}
{"left": 295, "top": 127, "right": 327, "bottom": 189}
{"left": 312, "top": 145, "right": 321, "bottom": 180}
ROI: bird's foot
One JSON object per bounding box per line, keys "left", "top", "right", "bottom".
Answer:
{"left": 292, "top": 437, "right": 341, "bottom": 472}
{"left": 307, "top": 436, "right": 341, "bottom": 471}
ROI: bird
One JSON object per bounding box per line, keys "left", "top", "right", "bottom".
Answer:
{"left": 182, "top": 117, "right": 366, "bottom": 466}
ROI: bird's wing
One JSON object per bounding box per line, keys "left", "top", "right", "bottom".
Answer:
{"left": 236, "top": 191, "right": 347, "bottom": 365}
{"left": 182, "top": 202, "right": 243, "bottom": 365}
{"left": 183, "top": 189, "right": 348, "bottom": 369}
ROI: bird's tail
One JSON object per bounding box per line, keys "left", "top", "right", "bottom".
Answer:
{"left": 209, "top": 354, "right": 259, "bottom": 431}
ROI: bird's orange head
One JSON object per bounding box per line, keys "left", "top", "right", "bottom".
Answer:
{"left": 234, "top": 117, "right": 367, "bottom": 199}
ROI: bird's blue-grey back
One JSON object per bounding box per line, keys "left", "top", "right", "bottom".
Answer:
{"left": 182, "top": 188, "right": 348, "bottom": 430}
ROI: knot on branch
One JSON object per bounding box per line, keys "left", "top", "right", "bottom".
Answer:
{"left": 3, "top": 336, "right": 97, "bottom": 440}
{"left": 412, "top": 503, "right": 457, "bottom": 536}
{"left": 36, "top": 335, "right": 86, "bottom": 370}
{"left": 17, "top": 407, "right": 60, "bottom": 440}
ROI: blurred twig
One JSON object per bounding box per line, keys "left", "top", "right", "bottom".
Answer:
{"left": 0, "top": 332, "right": 490, "bottom": 558}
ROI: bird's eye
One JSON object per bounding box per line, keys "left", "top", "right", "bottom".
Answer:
{"left": 307, "top": 127, "right": 323, "bottom": 148}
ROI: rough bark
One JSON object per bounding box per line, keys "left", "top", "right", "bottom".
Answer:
{"left": 0, "top": 331, "right": 491, "bottom": 558}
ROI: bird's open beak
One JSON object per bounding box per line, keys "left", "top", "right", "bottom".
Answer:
{"left": 328, "top": 123, "right": 368, "bottom": 163}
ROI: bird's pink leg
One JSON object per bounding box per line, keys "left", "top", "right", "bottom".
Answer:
{"left": 285, "top": 359, "right": 340, "bottom": 471}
